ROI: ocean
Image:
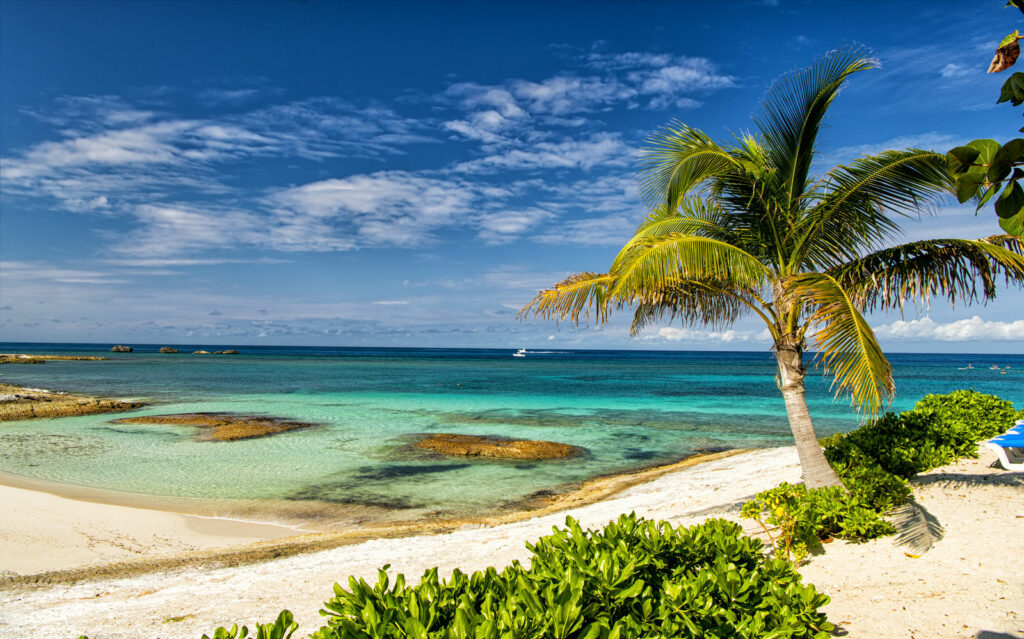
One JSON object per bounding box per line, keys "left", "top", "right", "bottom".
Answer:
{"left": 1, "top": 343, "right": 1021, "bottom": 526}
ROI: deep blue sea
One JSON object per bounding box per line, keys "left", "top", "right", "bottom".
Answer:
{"left": 1, "top": 343, "right": 1021, "bottom": 526}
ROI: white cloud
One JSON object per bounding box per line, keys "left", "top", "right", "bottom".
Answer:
{"left": 0, "top": 261, "right": 128, "bottom": 285}
{"left": 453, "top": 133, "right": 630, "bottom": 173}
{"left": 533, "top": 213, "right": 638, "bottom": 246}
{"left": 268, "top": 171, "right": 492, "bottom": 248}
{"left": 823, "top": 131, "right": 963, "bottom": 164}
{"left": 940, "top": 63, "right": 971, "bottom": 79}
{"left": 645, "top": 326, "right": 772, "bottom": 343}
{"left": 477, "top": 207, "right": 555, "bottom": 244}
{"left": 874, "top": 316, "right": 1024, "bottom": 341}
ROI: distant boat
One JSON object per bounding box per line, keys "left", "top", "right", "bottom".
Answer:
{"left": 991, "top": 364, "right": 1002, "bottom": 370}
{"left": 958, "top": 363, "right": 974, "bottom": 370}
{"left": 513, "top": 348, "right": 527, "bottom": 358}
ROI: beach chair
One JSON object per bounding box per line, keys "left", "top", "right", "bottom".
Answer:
{"left": 985, "top": 428, "right": 1024, "bottom": 470}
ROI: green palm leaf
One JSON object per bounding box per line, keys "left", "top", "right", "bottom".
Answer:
{"left": 627, "top": 280, "right": 756, "bottom": 335}
{"left": 786, "top": 273, "right": 894, "bottom": 415}
{"left": 610, "top": 234, "right": 771, "bottom": 297}
{"left": 833, "top": 235, "right": 1024, "bottom": 311}
{"left": 797, "top": 150, "right": 953, "bottom": 269}
{"left": 754, "top": 48, "right": 876, "bottom": 211}
{"left": 518, "top": 272, "right": 617, "bottom": 325}
{"left": 637, "top": 122, "right": 740, "bottom": 211}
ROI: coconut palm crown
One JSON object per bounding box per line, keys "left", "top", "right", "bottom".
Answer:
{"left": 521, "top": 49, "right": 1024, "bottom": 488}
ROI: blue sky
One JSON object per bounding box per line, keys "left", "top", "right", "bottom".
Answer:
{"left": 1, "top": 0, "right": 1022, "bottom": 352}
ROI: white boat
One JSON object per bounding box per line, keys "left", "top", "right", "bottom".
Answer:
{"left": 513, "top": 348, "right": 527, "bottom": 358}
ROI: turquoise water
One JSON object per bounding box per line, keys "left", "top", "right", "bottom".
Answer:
{"left": 1, "top": 343, "right": 1021, "bottom": 524}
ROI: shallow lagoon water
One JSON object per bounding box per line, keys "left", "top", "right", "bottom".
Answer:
{"left": 1, "top": 344, "right": 1021, "bottom": 525}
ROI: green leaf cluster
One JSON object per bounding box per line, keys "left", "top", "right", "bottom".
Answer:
{"left": 947, "top": 1, "right": 1024, "bottom": 236}
{"left": 200, "top": 611, "right": 299, "bottom": 639}
{"left": 740, "top": 482, "right": 895, "bottom": 564}
{"left": 198, "top": 516, "right": 834, "bottom": 639}
{"left": 945, "top": 138, "right": 1024, "bottom": 235}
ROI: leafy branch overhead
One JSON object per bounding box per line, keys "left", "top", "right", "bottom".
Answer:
{"left": 945, "top": 0, "right": 1024, "bottom": 236}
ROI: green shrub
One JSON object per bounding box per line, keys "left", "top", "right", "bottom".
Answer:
{"left": 740, "top": 482, "right": 894, "bottom": 563}
{"left": 911, "top": 389, "right": 1019, "bottom": 455}
{"left": 823, "top": 390, "right": 1020, "bottom": 481}
{"left": 201, "top": 515, "right": 834, "bottom": 639}
{"left": 747, "top": 390, "right": 1018, "bottom": 558}
{"left": 820, "top": 434, "right": 910, "bottom": 511}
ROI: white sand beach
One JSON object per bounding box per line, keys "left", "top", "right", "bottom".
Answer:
{"left": 0, "top": 446, "right": 1021, "bottom": 638}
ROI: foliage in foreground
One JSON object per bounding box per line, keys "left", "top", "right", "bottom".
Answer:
{"left": 197, "top": 515, "right": 832, "bottom": 639}
{"left": 743, "top": 390, "right": 1022, "bottom": 561}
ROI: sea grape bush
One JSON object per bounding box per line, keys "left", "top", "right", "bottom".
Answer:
{"left": 745, "top": 390, "right": 1021, "bottom": 559}
{"left": 199, "top": 515, "right": 834, "bottom": 639}
{"left": 739, "top": 483, "right": 894, "bottom": 563}
{"left": 824, "top": 390, "right": 1021, "bottom": 481}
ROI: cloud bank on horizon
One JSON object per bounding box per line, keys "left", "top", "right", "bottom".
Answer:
{"left": 0, "top": 1, "right": 1020, "bottom": 351}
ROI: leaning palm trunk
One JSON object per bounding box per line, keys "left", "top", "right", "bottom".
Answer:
{"left": 521, "top": 49, "right": 1024, "bottom": 490}
{"left": 774, "top": 338, "right": 842, "bottom": 488}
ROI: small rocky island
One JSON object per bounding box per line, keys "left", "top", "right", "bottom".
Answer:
{"left": 414, "top": 433, "right": 584, "bottom": 460}
{"left": 110, "top": 345, "right": 133, "bottom": 352}
{"left": 116, "top": 413, "right": 315, "bottom": 441}
{"left": 0, "top": 354, "right": 107, "bottom": 364}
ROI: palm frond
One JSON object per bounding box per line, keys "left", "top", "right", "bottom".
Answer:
{"left": 833, "top": 235, "right": 1024, "bottom": 312}
{"left": 627, "top": 280, "right": 754, "bottom": 335}
{"left": 610, "top": 234, "right": 771, "bottom": 298}
{"left": 797, "top": 150, "right": 953, "bottom": 268}
{"left": 518, "top": 272, "right": 617, "bottom": 325}
{"left": 754, "top": 47, "right": 877, "bottom": 211}
{"left": 637, "top": 122, "right": 741, "bottom": 211}
{"left": 786, "top": 273, "right": 894, "bottom": 415}
{"left": 613, "top": 198, "right": 734, "bottom": 266}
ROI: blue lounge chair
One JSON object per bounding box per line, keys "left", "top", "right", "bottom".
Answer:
{"left": 986, "top": 424, "right": 1024, "bottom": 470}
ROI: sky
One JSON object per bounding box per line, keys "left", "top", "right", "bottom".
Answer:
{"left": 1, "top": 0, "right": 1022, "bottom": 352}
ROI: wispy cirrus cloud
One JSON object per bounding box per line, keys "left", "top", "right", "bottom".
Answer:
{"left": 452, "top": 133, "right": 630, "bottom": 173}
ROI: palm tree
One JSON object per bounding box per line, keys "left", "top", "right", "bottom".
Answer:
{"left": 520, "top": 50, "right": 1024, "bottom": 488}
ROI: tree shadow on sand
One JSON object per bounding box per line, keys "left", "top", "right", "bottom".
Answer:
{"left": 911, "top": 469, "right": 1024, "bottom": 490}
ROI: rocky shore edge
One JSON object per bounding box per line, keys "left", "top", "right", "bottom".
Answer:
{"left": 0, "top": 354, "right": 106, "bottom": 364}
{"left": 0, "top": 384, "right": 144, "bottom": 421}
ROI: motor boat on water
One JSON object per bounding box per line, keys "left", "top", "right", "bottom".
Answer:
{"left": 513, "top": 348, "right": 527, "bottom": 358}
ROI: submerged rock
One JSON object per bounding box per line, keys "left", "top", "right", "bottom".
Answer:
{"left": 414, "top": 433, "right": 584, "bottom": 460}
{"left": 116, "top": 413, "right": 314, "bottom": 441}
{"left": 110, "top": 345, "right": 133, "bottom": 353}
{"left": 158, "top": 347, "right": 179, "bottom": 354}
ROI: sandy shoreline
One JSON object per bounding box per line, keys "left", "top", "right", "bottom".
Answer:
{"left": 0, "top": 448, "right": 748, "bottom": 581}
{"left": 0, "top": 447, "right": 1020, "bottom": 638}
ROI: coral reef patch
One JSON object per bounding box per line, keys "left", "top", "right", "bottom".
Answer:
{"left": 115, "top": 413, "right": 315, "bottom": 441}
{"left": 413, "top": 433, "right": 584, "bottom": 460}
